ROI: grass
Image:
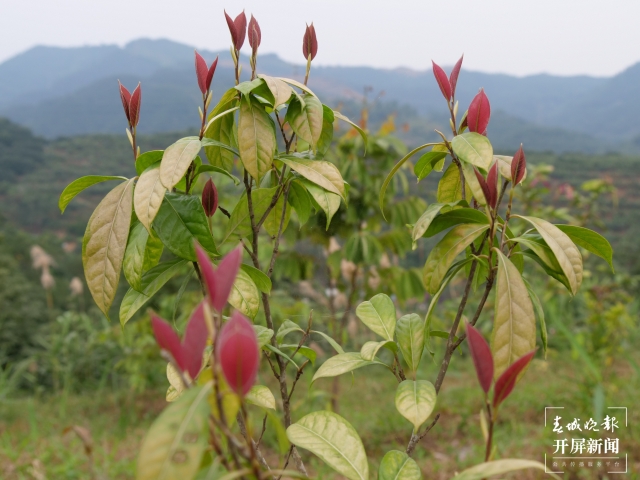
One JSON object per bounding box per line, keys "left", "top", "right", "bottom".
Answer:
{"left": 1, "top": 350, "right": 639, "bottom": 479}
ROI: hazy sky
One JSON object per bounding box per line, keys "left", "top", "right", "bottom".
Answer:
{"left": 2, "top": 0, "right": 640, "bottom": 77}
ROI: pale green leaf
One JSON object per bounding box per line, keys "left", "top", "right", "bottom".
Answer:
{"left": 395, "top": 380, "right": 437, "bottom": 433}
{"left": 196, "top": 164, "right": 240, "bottom": 185}
{"left": 254, "top": 326, "right": 274, "bottom": 348}
{"left": 59, "top": 175, "right": 127, "bottom": 213}
{"left": 451, "top": 132, "right": 493, "bottom": 170}
{"left": 228, "top": 268, "right": 260, "bottom": 319}
{"left": 491, "top": 249, "right": 536, "bottom": 378}
{"left": 360, "top": 340, "right": 397, "bottom": 361}
{"left": 311, "top": 330, "right": 345, "bottom": 354}
{"left": 288, "top": 179, "right": 312, "bottom": 226}
{"left": 556, "top": 224, "right": 613, "bottom": 271}
{"left": 134, "top": 165, "right": 166, "bottom": 232}
{"left": 286, "top": 411, "right": 369, "bottom": 480}
{"left": 276, "top": 319, "right": 304, "bottom": 344}
{"left": 411, "top": 202, "right": 460, "bottom": 249}
{"left": 240, "top": 264, "right": 272, "bottom": 294}
{"left": 312, "top": 353, "right": 382, "bottom": 383}
{"left": 378, "top": 450, "right": 422, "bottom": 480}
{"left": 159, "top": 137, "right": 202, "bottom": 190}
{"left": 395, "top": 314, "right": 425, "bottom": 372}
{"left": 222, "top": 187, "right": 279, "bottom": 243}
{"left": 355, "top": 293, "right": 396, "bottom": 341}
{"left": 302, "top": 180, "right": 341, "bottom": 230}
{"left": 333, "top": 110, "right": 368, "bottom": 146}
{"left": 279, "top": 156, "right": 345, "bottom": 199}
{"left": 238, "top": 97, "right": 276, "bottom": 183}
{"left": 82, "top": 179, "right": 135, "bottom": 317}
{"left": 245, "top": 385, "right": 276, "bottom": 410}
{"left": 451, "top": 459, "right": 560, "bottom": 480}
{"left": 286, "top": 94, "right": 323, "bottom": 149}
{"left": 123, "top": 220, "right": 163, "bottom": 291}
{"left": 257, "top": 75, "right": 293, "bottom": 108}
{"left": 135, "top": 150, "right": 164, "bottom": 176}
{"left": 437, "top": 162, "right": 472, "bottom": 204}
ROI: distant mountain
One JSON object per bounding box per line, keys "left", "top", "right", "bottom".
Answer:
{"left": 0, "top": 38, "right": 639, "bottom": 151}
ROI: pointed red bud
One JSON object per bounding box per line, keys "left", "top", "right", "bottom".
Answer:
{"left": 118, "top": 81, "right": 131, "bottom": 124}
{"left": 248, "top": 15, "right": 261, "bottom": 53}
{"left": 225, "top": 10, "right": 247, "bottom": 51}
{"left": 432, "top": 61, "right": 452, "bottom": 102}
{"left": 302, "top": 23, "right": 318, "bottom": 61}
{"left": 129, "top": 83, "right": 142, "bottom": 128}
{"left": 206, "top": 56, "right": 218, "bottom": 92}
{"left": 449, "top": 55, "right": 464, "bottom": 98}
{"left": 152, "top": 314, "right": 185, "bottom": 370}
{"left": 195, "top": 50, "right": 209, "bottom": 95}
{"left": 196, "top": 243, "right": 243, "bottom": 312}
{"left": 202, "top": 178, "right": 218, "bottom": 217}
{"left": 511, "top": 144, "right": 526, "bottom": 186}
{"left": 217, "top": 311, "right": 259, "bottom": 395}
{"left": 473, "top": 168, "right": 491, "bottom": 207}
{"left": 466, "top": 323, "right": 494, "bottom": 394}
{"left": 468, "top": 88, "right": 490, "bottom": 135}
{"left": 486, "top": 162, "right": 499, "bottom": 208}
{"left": 493, "top": 350, "right": 536, "bottom": 408}
{"left": 181, "top": 302, "right": 210, "bottom": 379}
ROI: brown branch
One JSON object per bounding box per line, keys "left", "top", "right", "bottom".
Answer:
{"left": 406, "top": 413, "right": 441, "bottom": 455}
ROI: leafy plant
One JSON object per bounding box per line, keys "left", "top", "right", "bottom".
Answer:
{"left": 60, "top": 12, "right": 614, "bottom": 480}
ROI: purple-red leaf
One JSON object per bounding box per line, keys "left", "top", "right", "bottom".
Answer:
{"left": 248, "top": 15, "right": 261, "bottom": 52}
{"left": 196, "top": 243, "right": 243, "bottom": 313}
{"left": 473, "top": 168, "right": 491, "bottom": 207}
{"left": 449, "top": 55, "right": 464, "bottom": 98}
{"left": 302, "top": 23, "right": 318, "bottom": 61}
{"left": 466, "top": 323, "right": 494, "bottom": 393}
{"left": 486, "top": 162, "right": 499, "bottom": 208}
{"left": 152, "top": 314, "right": 185, "bottom": 371}
{"left": 217, "top": 311, "right": 259, "bottom": 395}
{"left": 118, "top": 81, "right": 131, "bottom": 124}
{"left": 206, "top": 56, "right": 218, "bottom": 92}
{"left": 194, "top": 50, "right": 209, "bottom": 95}
{"left": 202, "top": 178, "right": 218, "bottom": 217}
{"left": 468, "top": 88, "right": 490, "bottom": 135}
{"left": 493, "top": 350, "right": 536, "bottom": 408}
{"left": 432, "top": 61, "right": 452, "bottom": 102}
{"left": 181, "top": 302, "right": 209, "bottom": 379}
{"left": 511, "top": 144, "right": 526, "bottom": 186}
{"left": 129, "top": 83, "right": 142, "bottom": 128}
{"left": 225, "top": 10, "right": 247, "bottom": 50}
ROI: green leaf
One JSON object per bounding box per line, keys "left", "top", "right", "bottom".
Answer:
{"left": 245, "top": 385, "right": 276, "bottom": 410}
{"left": 451, "top": 132, "right": 493, "bottom": 170}
{"left": 411, "top": 202, "right": 459, "bottom": 248}
{"left": 286, "top": 94, "right": 323, "bottom": 149}
{"left": 135, "top": 150, "right": 164, "bottom": 176}
{"left": 317, "top": 105, "right": 335, "bottom": 155}
{"left": 82, "top": 179, "right": 135, "bottom": 317}
{"left": 124, "top": 221, "right": 163, "bottom": 291}
{"left": 263, "top": 190, "right": 291, "bottom": 237}
{"left": 437, "top": 162, "right": 472, "bottom": 203}
{"left": 311, "top": 330, "right": 345, "bottom": 355}
{"left": 134, "top": 165, "right": 166, "bottom": 232}
{"left": 510, "top": 235, "right": 562, "bottom": 273}
{"left": 288, "top": 179, "right": 312, "bottom": 227}
{"left": 520, "top": 250, "right": 573, "bottom": 292}
{"left": 276, "top": 319, "right": 304, "bottom": 344}
{"left": 460, "top": 161, "right": 488, "bottom": 205}
{"left": 395, "top": 380, "right": 437, "bottom": 433}
{"left": 196, "top": 165, "right": 240, "bottom": 185}
{"left": 422, "top": 223, "right": 489, "bottom": 294}
{"left": 228, "top": 268, "right": 260, "bottom": 319}
{"left": 238, "top": 96, "right": 276, "bottom": 183}
{"left": 60, "top": 175, "right": 129, "bottom": 214}
{"left": 235, "top": 78, "right": 265, "bottom": 96}
{"left": 257, "top": 74, "right": 293, "bottom": 108}
{"left": 450, "top": 459, "right": 560, "bottom": 480}
{"left": 199, "top": 138, "right": 240, "bottom": 157}
{"left": 254, "top": 326, "right": 274, "bottom": 348}
{"left": 204, "top": 88, "right": 239, "bottom": 171}
{"left": 491, "top": 249, "right": 536, "bottom": 378}
{"left": 222, "top": 187, "right": 279, "bottom": 243}
{"left": 154, "top": 193, "right": 219, "bottom": 261}
{"left": 515, "top": 216, "right": 583, "bottom": 295}
{"left": 302, "top": 180, "right": 341, "bottom": 230}
{"left": 395, "top": 314, "right": 425, "bottom": 372}
{"left": 378, "top": 450, "right": 422, "bottom": 480}
{"left": 120, "top": 258, "right": 188, "bottom": 326}
{"left": 278, "top": 77, "right": 318, "bottom": 97}
{"left": 312, "top": 353, "right": 382, "bottom": 383}
{"left": 280, "top": 345, "right": 317, "bottom": 365}
{"left": 286, "top": 411, "right": 369, "bottom": 480}
{"left": 555, "top": 225, "right": 613, "bottom": 271}
{"left": 380, "top": 143, "right": 433, "bottom": 218}
{"left": 159, "top": 137, "right": 202, "bottom": 190}
{"left": 240, "top": 264, "right": 271, "bottom": 294}
{"left": 137, "top": 384, "right": 211, "bottom": 480}
{"left": 263, "top": 344, "right": 299, "bottom": 369}
{"left": 523, "top": 277, "right": 547, "bottom": 358}
{"left": 333, "top": 110, "right": 368, "bottom": 146}
{"left": 278, "top": 156, "right": 345, "bottom": 199}
{"left": 355, "top": 293, "right": 396, "bottom": 341}
{"left": 421, "top": 207, "right": 488, "bottom": 238}
{"left": 414, "top": 151, "right": 447, "bottom": 181}
{"left": 494, "top": 155, "right": 529, "bottom": 183}
{"left": 360, "top": 340, "right": 396, "bottom": 361}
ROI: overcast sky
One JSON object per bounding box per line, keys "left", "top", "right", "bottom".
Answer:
{"left": 2, "top": 0, "right": 639, "bottom": 77}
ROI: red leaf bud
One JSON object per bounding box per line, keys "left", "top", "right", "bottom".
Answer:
{"left": 493, "top": 350, "right": 536, "bottom": 408}
{"left": 196, "top": 243, "right": 243, "bottom": 313}
{"left": 217, "top": 311, "right": 259, "bottom": 395}
{"left": 473, "top": 168, "right": 491, "bottom": 207}
{"left": 128, "top": 83, "right": 142, "bottom": 128}
{"left": 248, "top": 15, "right": 261, "bottom": 52}
{"left": 486, "top": 162, "right": 499, "bottom": 208}
{"left": 432, "top": 61, "right": 452, "bottom": 102}
{"left": 118, "top": 81, "right": 131, "bottom": 124}
{"left": 466, "top": 323, "right": 494, "bottom": 394}
{"left": 511, "top": 144, "right": 526, "bottom": 186}
{"left": 449, "top": 54, "right": 464, "bottom": 98}
{"left": 202, "top": 178, "right": 218, "bottom": 217}
{"left": 152, "top": 314, "right": 185, "bottom": 370}
{"left": 468, "top": 88, "right": 490, "bottom": 134}
{"left": 195, "top": 50, "right": 209, "bottom": 95}
{"left": 206, "top": 56, "right": 218, "bottom": 92}
{"left": 302, "top": 23, "right": 318, "bottom": 61}
{"left": 182, "top": 302, "right": 209, "bottom": 379}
